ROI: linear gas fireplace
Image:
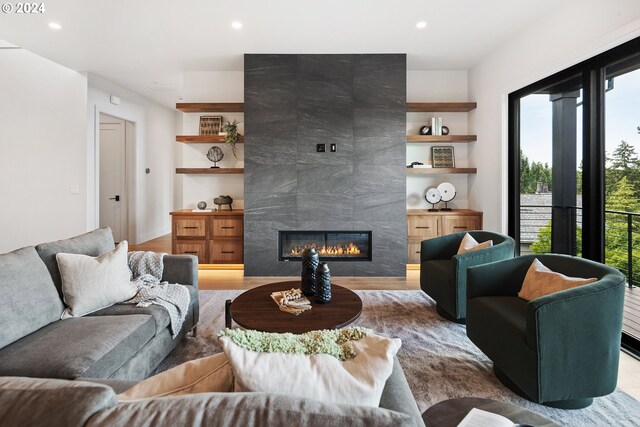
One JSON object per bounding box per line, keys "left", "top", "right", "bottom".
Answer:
{"left": 279, "top": 231, "right": 372, "bottom": 262}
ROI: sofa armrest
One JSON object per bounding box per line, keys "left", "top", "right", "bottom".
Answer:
{"left": 525, "top": 274, "right": 625, "bottom": 401}
{"left": 161, "top": 255, "right": 198, "bottom": 289}
{"left": 420, "top": 233, "right": 461, "bottom": 262}
{"left": 379, "top": 356, "right": 425, "bottom": 427}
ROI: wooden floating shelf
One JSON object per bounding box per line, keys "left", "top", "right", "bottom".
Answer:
{"left": 407, "top": 102, "right": 477, "bottom": 112}
{"left": 176, "top": 135, "right": 244, "bottom": 143}
{"left": 407, "top": 135, "right": 477, "bottom": 143}
{"left": 407, "top": 168, "right": 477, "bottom": 175}
{"left": 176, "top": 103, "right": 244, "bottom": 113}
{"left": 176, "top": 168, "right": 244, "bottom": 175}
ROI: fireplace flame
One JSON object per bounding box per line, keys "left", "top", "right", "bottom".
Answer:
{"left": 290, "top": 242, "right": 362, "bottom": 257}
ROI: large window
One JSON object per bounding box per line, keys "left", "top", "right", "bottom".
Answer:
{"left": 509, "top": 36, "right": 640, "bottom": 354}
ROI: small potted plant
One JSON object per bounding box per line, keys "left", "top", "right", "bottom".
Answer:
{"left": 222, "top": 119, "right": 240, "bottom": 158}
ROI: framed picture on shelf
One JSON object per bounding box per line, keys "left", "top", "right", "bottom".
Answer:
{"left": 199, "top": 116, "right": 223, "bottom": 135}
{"left": 431, "top": 146, "right": 455, "bottom": 168}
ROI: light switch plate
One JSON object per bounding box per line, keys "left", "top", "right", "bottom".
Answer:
{"left": 317, "top": 144, "right": 326, "bottom": 152}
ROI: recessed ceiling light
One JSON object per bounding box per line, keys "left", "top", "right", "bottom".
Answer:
{"left": 48, "top": 22, "right": 62, "bottom": 30}
{"left": 231, "top": 21, "right": 243, "bottom": 30}
{"left": 416, "top": 21, "right": 427, "bottom": 29}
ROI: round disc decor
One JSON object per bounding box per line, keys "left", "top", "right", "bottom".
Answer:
{"left": 437, "top": 182, "right": 456, "bottom": 202}
{"left": 425, "top": 188, "right": 441, "bottom": 212}
{"left": 206, "top": 146, "right": 224, "bottom": 168}
{"left": 425, "top": 188, "right": 442, "bottom": 204}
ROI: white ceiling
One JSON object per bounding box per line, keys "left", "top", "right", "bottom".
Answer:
{"left": 1, "top": 0, "right": 561, "bottom": 107}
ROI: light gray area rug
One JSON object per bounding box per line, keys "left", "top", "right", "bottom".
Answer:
{"left": 155, "top": 290, "right": 640, "bottom": 426}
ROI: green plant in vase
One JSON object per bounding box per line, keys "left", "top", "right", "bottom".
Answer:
{"left": 222, "top": 119, "right": 240, "bottom": 158}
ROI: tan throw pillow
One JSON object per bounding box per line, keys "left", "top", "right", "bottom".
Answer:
{"left": 57, "top": 241, "right": 137, "bottom": 318}
{"left": 518, "top": 258, "right": 597, "bottom": 301}
{"left": 117, "top": 353, "right": 234, "bottom": 402}
{"left": 219, "top": 332, "right": 401, "bottom": 408}
{"left": 457, "top": 233, "right": 493, "bottom": 254}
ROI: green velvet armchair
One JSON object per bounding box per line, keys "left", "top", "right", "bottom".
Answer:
{"left": 466, "top": 254, "right": 626, "bottom": 409}
{"left": 420, "top": 231, "right": 515, "bottom": 323}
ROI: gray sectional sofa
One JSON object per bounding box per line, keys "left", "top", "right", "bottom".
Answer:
{"left": 0, "top": 228, "right": 425, "bottom": 426}
{"left": 0, "top": 228, "right": 199, "bottom": 381}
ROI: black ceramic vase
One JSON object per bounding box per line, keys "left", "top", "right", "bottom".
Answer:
{"left": 300, "top": 248, "right": 319, "bottom": 296}
{"left": 315, "top": 263, "right": 331, "bottom": 304}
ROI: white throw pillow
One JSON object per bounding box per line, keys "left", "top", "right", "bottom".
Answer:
{"left": 219, "top": 333, "right": 401, "bottom": 408}
{"left": 57, "top": 241, "right": 137, "bottom": 318}
{"left": 457, "top": 233, "right": 493, "bottom": 254}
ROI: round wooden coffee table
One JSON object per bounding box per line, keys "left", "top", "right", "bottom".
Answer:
{"left": 227, "top": 281, "right": 363, "bottom": 334}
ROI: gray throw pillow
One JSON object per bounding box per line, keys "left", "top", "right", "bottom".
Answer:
{"left": 35, "top": 227, "right": 116, "bottom": 298}
{"left": 0, "top": 246, "right": 64, "bottom": 349}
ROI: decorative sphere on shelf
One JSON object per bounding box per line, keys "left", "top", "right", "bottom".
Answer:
{"left": 197, "top": 201, "right": 207, "bottom": 210}
{"left": 441, "top": 126, "right": 450, "bottom": 135}
{"left": 419, "top": 125, "right": 432, "bottom": 135}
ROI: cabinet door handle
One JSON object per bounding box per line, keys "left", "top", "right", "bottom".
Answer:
{"left": 415, "top": 226, "right": 430, "bottom": 229}
{"left": 221, "top": 226, "right": 235, "bottom": 229}
{"left": 221, "top": 251, "right": 235, "bottom": 254}
{"left": 415, "top": 251, "right": 421, "bottom": 254}
{"left": 184, "top": 251, "right": 198, "bottom": 255}
{"left": 454, "top": 226, "right": 468, "bottom": 229}
{"left": 183, "top": 226, "right": 198, "bottom": 229}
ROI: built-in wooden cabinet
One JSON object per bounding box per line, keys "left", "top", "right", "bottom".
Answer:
{"left": 171, "top": 210, "right": 243, "bottom": 264}
{"left": 407, "top": 209, "right": 483, "bottom": 263}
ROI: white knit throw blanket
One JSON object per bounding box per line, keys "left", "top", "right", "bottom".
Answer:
{"left": 122, "top": 251, "right": 191, "bottom": 338}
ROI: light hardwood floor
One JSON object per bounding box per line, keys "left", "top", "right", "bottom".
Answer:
{"left": 133, "top": 234, "right": 640, "bottom": 401}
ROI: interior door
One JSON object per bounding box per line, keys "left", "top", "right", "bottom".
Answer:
{"left": 99, "top": 116, "right": 128, "bottom": 242}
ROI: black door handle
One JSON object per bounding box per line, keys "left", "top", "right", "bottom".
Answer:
{"left": 109, "top": 195, "right": 120, "bottom": 202}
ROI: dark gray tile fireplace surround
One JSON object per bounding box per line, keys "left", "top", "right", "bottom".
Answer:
{"left": 244, "top": 54, "right": 407, "bottom": 276}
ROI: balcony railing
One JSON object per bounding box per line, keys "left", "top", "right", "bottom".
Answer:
{"left": 520, "top": 204, "right": 639, "bottom": 341}
{"left": 520, "top": 204, "right": 640, "bottom": 288}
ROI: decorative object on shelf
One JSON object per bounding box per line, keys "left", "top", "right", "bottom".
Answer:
{"left": 197, "top": 201, "right": 207, "bottom": 210}
{"left": 300, "top": 248, "right": 319, "bottom": 297}
{"left": 441, "top": 126, "right": 450, "bottom": 135}
{"left": 206, "top": 146, "right": 224, "bottom": 168}
{"left": 315, "top": 263, "right": 331, "bottom": 304}
{"left": 214, "top": 195, "right": 233, "bottom": 211}
{"left": 222, "top": 119, "right": 240, "bottom": 158}
{"left": 425, "top": 188, "right": 442, "bottom": 212}
{"left": 199, "top": 116, "right": 223, "bottom": 135}
{"left": 437, "top": 182, "right": 457, "bottom": 211}
{"left": 419, "top": 125, "right": 432, "bottom": 135}
{"left": 407, "top": 161, "right": 424, "bottom": 168}
{"left": 432, "top": 146, "right": 455, "bottom": 168}
{"left": 431, "top": 117, "right": 444, "bottom": 135}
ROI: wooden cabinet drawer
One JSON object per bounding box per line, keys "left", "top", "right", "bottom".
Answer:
{"left": 408, "top": 217, "right": 439, "bottom": 238}
{"left": 174, "top": 218, "right": 206, "bottom": 238}
{"left": 210, "top": 240, "right": 243, "bottom": 263}
{"left": 407, "top": 238, "right": 423, "bottom": 264}
{"left": 174, "top": 241, "right": 207, "bottom": 264}
{"left": 212, "top": 218, "right": 243, "bottom": 237}
{"left": 441, "top": 216, "right": 481, "bottom": 236}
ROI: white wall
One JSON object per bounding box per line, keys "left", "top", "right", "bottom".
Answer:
{"left": 406, "top": 71, "right": 470, "bottom": 210}
{"left": 468, "top": 0, "right": 640, "bottom": 232}
{"left": 178, "top": 71, "right": 245, "bottom": 210}
{"left": 0, "top": 48, "right": 87, "bottom": 252}
{"left": 87, "top": 73, "right": 177, "bottom": 244}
